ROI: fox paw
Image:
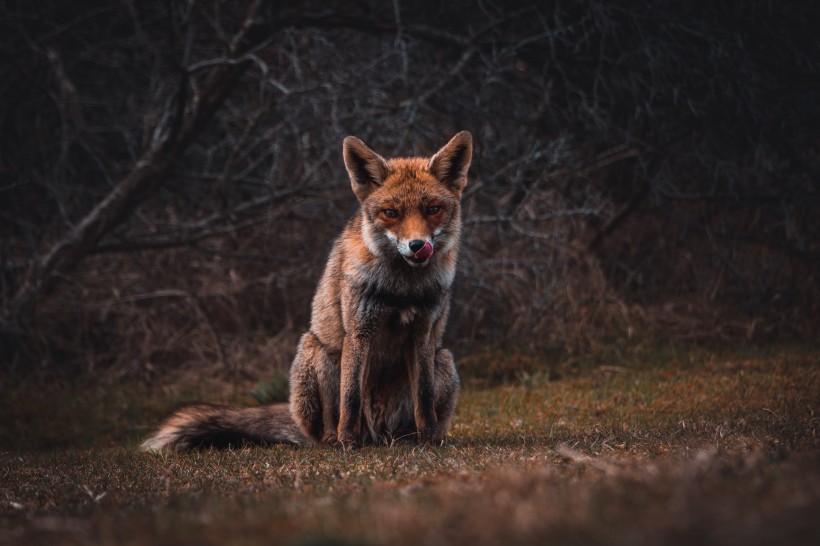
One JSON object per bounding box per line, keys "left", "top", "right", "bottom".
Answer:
{"left": 418, "top": 426, "right": 445, "bottom": 446}
{"left": 335, "top": 432, "right": 361, "bottom": 452}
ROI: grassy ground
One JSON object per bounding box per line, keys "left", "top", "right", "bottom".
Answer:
{"left": 1, "top": 344, "right": 818, "bottom": 545}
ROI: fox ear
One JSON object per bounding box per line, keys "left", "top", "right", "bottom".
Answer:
{"left": 343, "top": 136, "right": 389, "bottom": 202}
{"left": 428, "top": 131, "right": 472, "bottom": 196}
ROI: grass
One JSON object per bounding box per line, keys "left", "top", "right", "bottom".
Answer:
{"left": 1, "top": 344, "right": 818, "bottom": 545}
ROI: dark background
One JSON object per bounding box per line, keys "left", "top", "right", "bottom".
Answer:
{"left": 1, "top": 0, "right": 818, "bottom": 380}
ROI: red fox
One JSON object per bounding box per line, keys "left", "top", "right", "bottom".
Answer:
{"left": 142, "top": 131, "right": 472, "bottom": 451}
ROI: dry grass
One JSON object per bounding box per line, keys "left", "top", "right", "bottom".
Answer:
{"left": 1, "top": 345, "right": 818, "bottom": 545}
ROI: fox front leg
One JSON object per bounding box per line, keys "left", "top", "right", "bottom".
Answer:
{"left": 406, "top": 334, "right": 443, "bottom": 445}
{"left": 337, "top": 333, "right": 369, "bottom": 450}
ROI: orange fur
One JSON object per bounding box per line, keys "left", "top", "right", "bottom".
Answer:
{"left": 143, "top": 132, "right": 472, "bottom": 451}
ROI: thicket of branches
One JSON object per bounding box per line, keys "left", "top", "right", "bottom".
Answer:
{"left": 1, "top": 0, "right": 818, "bottom": 378}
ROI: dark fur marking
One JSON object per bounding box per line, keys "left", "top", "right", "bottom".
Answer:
{"left": 348, "top": 152, "right": 380, "bottom": 188}
{"left": 359, "top": 283, "right": 442, "bottom": 311}
{"left": 443, "top": 146, "right": 468, "bottom": 183}
{"left": 180, "top": 417, "right": 297, "bottom": 449}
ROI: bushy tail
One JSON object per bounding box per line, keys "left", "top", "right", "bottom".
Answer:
{"left": 141, "top": 403, "right": 307, "bottom": 452}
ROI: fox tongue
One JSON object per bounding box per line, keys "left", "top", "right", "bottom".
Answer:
{"left": 413, "top": 241, "right": 434, "bottom": 260}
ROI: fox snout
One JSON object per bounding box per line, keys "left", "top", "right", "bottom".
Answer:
{"left": 399, "top": 238, "right": 434, "bottom": 266}
{"left": 409, "top": 240, "right": 434, "bottom": 260}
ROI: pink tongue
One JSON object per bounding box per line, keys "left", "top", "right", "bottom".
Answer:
{"left": 414, "top": 241, "right": 434, "bottom": 260}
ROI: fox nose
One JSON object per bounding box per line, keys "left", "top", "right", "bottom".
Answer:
{"left": 408, "top": 240, "right": 425, "bottom": 253}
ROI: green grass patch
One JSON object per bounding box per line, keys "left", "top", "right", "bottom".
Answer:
{"left": 1, "top": 345, "right": 818, "bottom": 545}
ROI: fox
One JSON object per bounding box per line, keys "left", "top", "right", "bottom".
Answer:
{"left": 142, "top": 130, "right": 473, "bottom": 451}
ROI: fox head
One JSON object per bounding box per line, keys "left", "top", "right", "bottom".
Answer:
{"left": 343, "top": 131, "right": 473, "bottom": 268}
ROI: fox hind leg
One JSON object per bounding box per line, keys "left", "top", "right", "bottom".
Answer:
{"left": 289, "top": 331, "right": 341, "bottom": 444}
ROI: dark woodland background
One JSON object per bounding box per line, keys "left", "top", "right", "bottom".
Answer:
{"left": 1, "top": 0, "right": 818, "bottom": 381}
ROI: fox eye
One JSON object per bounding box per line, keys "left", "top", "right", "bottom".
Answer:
{"left": 382, "top": 208, "right": 398, "bottom": 219}
{"left": 426, "top": 205, "right": 441, "bottom": 215}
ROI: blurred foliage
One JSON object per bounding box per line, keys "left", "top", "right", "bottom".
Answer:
{"left": 0, "top": 0, "right": 817, "bottom": 376}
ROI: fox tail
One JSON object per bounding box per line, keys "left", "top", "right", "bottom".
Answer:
{"left": 141, "top": 403, "right": 307, "bottom": 451}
